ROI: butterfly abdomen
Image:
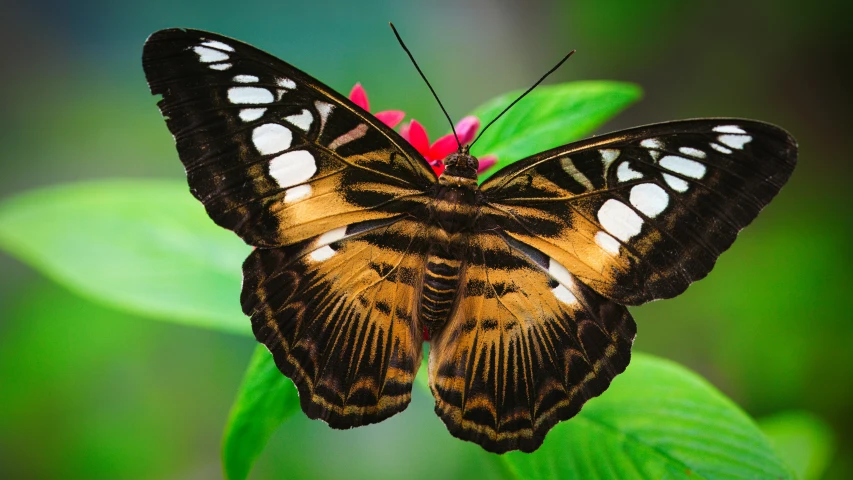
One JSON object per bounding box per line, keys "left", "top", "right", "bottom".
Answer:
{"left": 421, "top": 250, "right": 462, "bottom": 330}
{"left": 420, "top": 180, "right": 479, "bottom": 329}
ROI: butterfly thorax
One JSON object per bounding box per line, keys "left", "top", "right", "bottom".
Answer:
{"left": 438, "top": 152, "right": 479, "bottom": 190}
{"left": 432, "top": 152, "right": 481, "bottom": 232}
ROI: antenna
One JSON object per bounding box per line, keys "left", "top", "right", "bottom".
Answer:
{"left": 389, "top": 22, "right": 462, "bottom": 151}
{"left": 470, "top": 50, "right": 576, "bottom": 149}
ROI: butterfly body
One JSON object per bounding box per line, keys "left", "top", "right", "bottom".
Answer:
{"left": 431, "top": 186, "right": 479, "bottom": 230}
{"left": 143, "top": 28, "right": 796, "bottom": 453}
{"left": 421, "top": 240, "right": 464, "bottom": 330}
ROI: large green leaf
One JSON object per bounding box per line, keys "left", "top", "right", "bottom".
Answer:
{"left": 501, "top": 353, "right": 794, "bottom": 479}
{"left": 468, "top": 81, "right": 642, "bottom": 181}
{"left": 222, "top": 345, "right": 299, "bottom": 480}
{"left": 0, "top": 180, "right": 251, "bottom": 335}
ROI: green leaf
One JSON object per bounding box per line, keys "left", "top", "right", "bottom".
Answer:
{"left": 0, "top": 180, "right": 251, "bottom": 335}
{"left": 229, "top": 353, "right": 791, "bottom": 480}
{"left": 468, "top": 81, "right": 642, "bottom": 182}
{"left": 222, "top": 345, "right": 300, "bottom": 480}
{"left": 759, "top": 411, "right": 835, "bottom": 480}
{"left": 501, "top": 353, "right": 794, "bottom": 480}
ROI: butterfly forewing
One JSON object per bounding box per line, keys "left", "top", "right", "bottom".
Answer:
{"left": 479, "top": 119, "right": 797, "bottom": 305}
{"left": 142, "top": 28, "right": 436, "bottom": 247}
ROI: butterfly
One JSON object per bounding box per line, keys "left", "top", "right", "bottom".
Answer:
{"left": 142, "top": 28, "right": 797, "bottom": 453}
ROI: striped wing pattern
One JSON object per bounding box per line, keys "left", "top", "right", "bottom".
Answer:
{"left": 429, "top": 233, "right": 635, "bottom": 453}
{"left": 242, "top": 218, "right": 428, "bottom": 427}
{"left": 479, "top": 119, "right": 797, "bottom": 305}
{"left": 143, "top": 29, "right": 435, "bottom": 248}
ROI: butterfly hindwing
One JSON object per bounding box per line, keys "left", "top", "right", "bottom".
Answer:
{"left": 479, "top": 119, "right": 797, "bottom": 305}
{"left": 241, "top": 217, "right": 429, "bottom": 427}
{"left": 143, "top": 28, "right": 436, "bottom": 248}
{"left": 428, "top": 232, "right": 636, "bottom": 453}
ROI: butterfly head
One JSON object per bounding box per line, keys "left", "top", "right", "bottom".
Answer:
{"left": 438, "top": 152, "right": 479, "bottom": 189}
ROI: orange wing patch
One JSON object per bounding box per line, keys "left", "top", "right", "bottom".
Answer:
{"left": 428, "top": 232, "right": 636, "bottom": 453}
{"left": 242, "top": 218, "right": 429, "bottom": 427}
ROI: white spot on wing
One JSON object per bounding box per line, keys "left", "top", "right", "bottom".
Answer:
{"left": 192, "top": 46, "right": 229, "bottom": 63}
{"left": 630, "top": 183, "right": 669, "bottom": 218}
{"left": 640, "top": 138, "right": 662, "bottom": 150}
{"left": 597, "top": 199, "right": 643, "bottom": 241}
{"left": 547, "top": 258, "right": 574, "bottom": 289}
{"left": 284, "top": 184, "right": 312, "bottom": 202}
{"left": 239, "top": 108, "right": 266, "bottom": 122}
{"left": 276, "top": 77, "right": 297, "bottom": 89}
{"left": 318, "top": 226, "right": 348, "bottom": 245}
{"left": 552, "top": 284, "right": 577, "bottom": 305}
{"left": 275, "top": 78, "right": 297, "bottom": 100}
{"left": 309, "top": 245, "right": 336, "bottom": 262}
{"left": 315, "top": 101, "right": 335, "bottom": 136}
{"left": 640, "top": 138, "right": 662, "bottom": 160}
{"left": 285, "top": 109, "right": 313, "bottom": 131}
{"left": 315, "top": 101, "right": 334, "bottom": 122}
{"left": 252, "top": 124, "right": 292, "bottom": 155}
{"left": 233, "top": 74, "right": 259, "bottom": 83}
{"left": 660, "top": 155, "right": 706, "bottom": 179}
{"left": 616, "top": 162, "right": 643, "bottom": 182}
{"left": 228, "top": 87, "right": 273, "bottom": 104}
{"left": 201, "top": 40, "right": 235, "bottom": 52}
{"left": 713, "top": 125, "right": 746, "bottom": 134}
{"left": 595, "top": 231, "right": 621, "bottom": 254}
{"left": 718, "top": 134, "right": 752, "bottom": 150}
{"left": 547, "top": 257, "right": 578, "bottom": 304}
{"left": 711, "top": 143, "right": 733, "bottom": 154}
{"left": 600, "top": 149, "right": 620, "bottom": 170}
{"left": 663, "top": 173, "right": 689, "bottom": 192}
{"left": 269, "top": 150, "right": 317, "bottom": 188}
{"left": 679, "top": 147, "right": 707, "bottom": 158}
{"left": 209, "top": 63, "right": 231, "bottom": 71}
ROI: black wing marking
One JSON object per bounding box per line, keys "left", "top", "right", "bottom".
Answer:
{"left": 479, "top": 119, "right": 797, "bottom": 304}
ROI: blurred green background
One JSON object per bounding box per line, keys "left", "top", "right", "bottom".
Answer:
{"left": 1, "top": 0, "right": 850, "bottom": 479}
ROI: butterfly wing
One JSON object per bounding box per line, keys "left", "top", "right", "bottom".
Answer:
{"left": 242, "top": 217, "right": 429, "bottom": 427}
{"left": 144, "top": 29, "right": 436, "bottom": 426}
{"left": 428, "top": 119, "right": 795, "bottom": 451}
{"left": 143, "top": 28, "right": 436, "bottom": 248}
{"left": 478, "top": 119, "right": 797, "bottom": 304}
{"left": 428, "top": 232, "right": 636, "bottom": 453}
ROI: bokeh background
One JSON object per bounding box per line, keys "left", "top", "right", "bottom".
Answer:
{"left": 1, "top": 0, "right": 851, "bottom": 479}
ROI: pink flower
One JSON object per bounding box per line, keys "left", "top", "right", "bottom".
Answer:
{"left": 349, "top": 83, "right": 405, "bottom": 128}
{"left": 399, "top": 116, "right": 498, "bottom": 176}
